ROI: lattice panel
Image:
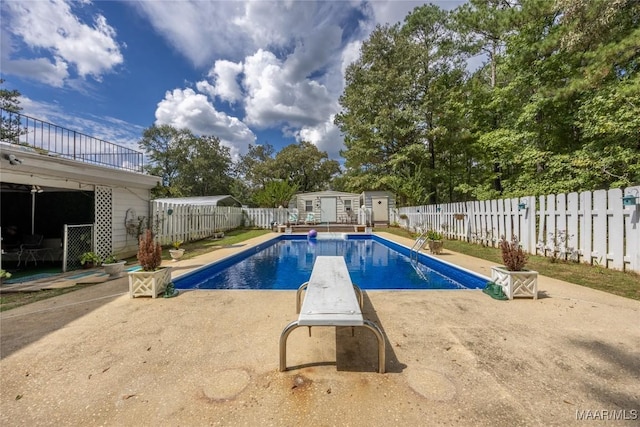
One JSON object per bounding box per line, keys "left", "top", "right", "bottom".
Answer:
{"left": 95, "top": 186, "right": 113, "bottom": 260}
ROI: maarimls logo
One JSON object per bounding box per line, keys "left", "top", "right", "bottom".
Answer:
{"left": 576, "top": 409, "right": 638, "bottom": 421}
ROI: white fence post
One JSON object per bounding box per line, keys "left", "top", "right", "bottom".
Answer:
{"left": 623, "top": 185, "right": 640, "bottom": 272}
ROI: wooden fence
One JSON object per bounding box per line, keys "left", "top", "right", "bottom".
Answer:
{"left": 394, "top": 186, "right": 640, "bottom": 273}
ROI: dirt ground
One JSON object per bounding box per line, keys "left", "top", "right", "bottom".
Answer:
{"left": 1, "top": 233, "right": 638, "bottom": 426}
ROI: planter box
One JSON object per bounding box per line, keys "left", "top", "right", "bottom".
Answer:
{"left": 491, "top": 266, "right": 538, "bottom": 300}
{"left": 427, "top": 240, "right": 444, "bottom": 254}
{"left": 128, "top": 267, "right": 172, "bottom": 298}
{"left": 103, "top": 260, "right": 126, "bottom": 277}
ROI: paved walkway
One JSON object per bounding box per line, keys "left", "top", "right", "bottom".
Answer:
{"left": 1, "top": 232, "right": 638, "bottom": 426}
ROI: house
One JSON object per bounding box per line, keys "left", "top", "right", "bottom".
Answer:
{"left": 1, "top": 135, "right": 160, "bottom": 271}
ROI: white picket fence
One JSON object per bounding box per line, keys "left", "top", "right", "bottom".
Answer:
{"left": 243, "top": 208, "right": 291, "bottom": 230}
{"left": 151, "top": 201, "right": 244, "bottom": 246}
{"left": 395, "top": 186, "right": 640, "bottom": 273}
{"left": 242, "top": 207, "right": 373, "bottom": 229}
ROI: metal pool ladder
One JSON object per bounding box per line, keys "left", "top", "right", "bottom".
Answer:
{"left": 410, "top": 231, "right": 428, "bottom": 280}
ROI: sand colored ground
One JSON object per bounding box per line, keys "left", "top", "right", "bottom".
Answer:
{"left": 1, "top": 232, "right": 638, "bottom": 426}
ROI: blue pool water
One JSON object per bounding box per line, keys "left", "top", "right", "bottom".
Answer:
{"left": 174, "top": 235, "right": 488, "bottom": 291}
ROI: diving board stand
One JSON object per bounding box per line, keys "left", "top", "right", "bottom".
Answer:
{"left": 279, "top": 256, "right": 386, "bottom": 373}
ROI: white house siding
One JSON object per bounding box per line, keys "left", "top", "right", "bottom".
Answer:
{"left": 294, "top": 191, "right": 361, "bottom": 223}
{"left": 111, "top": 186, "right": 151, "bottom": 258}
{"left": 361, "top": 191, "right": 395, "bottom": 225}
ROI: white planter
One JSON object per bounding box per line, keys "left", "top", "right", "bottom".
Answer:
{"left": 102, "top": 260, "right": 126, "bottom": 277}
{"left": 491, "top": 266, "right": 538, "bottom": 300}
{"left": 169, "top": 248, "right": 185, "bottom": 261}
{"left": 128, "top": 267, "right": 172, "bottom": 298}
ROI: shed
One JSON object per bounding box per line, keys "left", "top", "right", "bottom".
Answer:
{"left": 293, "top": 191, "right": 361, "bottom": 224}
{"left": 361, "top": 191, "right": 395, "bottom": 226}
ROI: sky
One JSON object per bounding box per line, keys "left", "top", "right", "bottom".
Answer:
{"left": 1, "top": 0, "right": 466, "bottom": 163}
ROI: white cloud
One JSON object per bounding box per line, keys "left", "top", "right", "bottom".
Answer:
{"left": 131, "top": 0, "right": 250, "bottom": 67}
{"left": 155, "top": 88, "right": 256, "bottom": 159}
{"left": 297, "top": 115, "right": 343, "bottom": 159}
{"left": 203, "top": 60, "right": 244, "bottom": 105}
{"left": 1, "top": 0, "right": 123, "bottom": 84}
{"left": 241, "top": 49, "right": 337, "bottom": 129}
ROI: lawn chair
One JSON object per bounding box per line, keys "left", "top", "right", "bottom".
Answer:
{"left": 288, "top": 209, "right": 299, "bottom": 225}
{"left": 305, "top": 212, "right": 317, "bottom": 224}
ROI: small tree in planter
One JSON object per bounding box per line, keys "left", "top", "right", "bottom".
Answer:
{"left": 491, "top": 236, "right": 538, "bottom": 299}
{"left": 425, "top": 230, "right": 444, "bottom": 254}
{"left": 128, "top": 229, "right": 172, "bottom": 298}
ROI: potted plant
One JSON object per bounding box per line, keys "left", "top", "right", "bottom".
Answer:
{"left": 128, "top": 229, "right": 172, "bottom": 298}
{"left": 0, "top": 269, "right": 12, "bottom": 284}
{"left": 491, "top": 236, "right": 538, "bottom": 299}
{"left": 79, "top": 252, "right": 101, "bottom": 269}
{"left": 102, "top": 254, "right": 127, "bottom": 277}
{"left": 169, "top": 240, "right": 185, "bottom": 261}
{"left": 425, "top": 230, "right": 444, "bottom": 254}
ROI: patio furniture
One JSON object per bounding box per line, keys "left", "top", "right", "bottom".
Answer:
{"left": 17, "top": 234, "right": 48, "bottom": 267}
{"left": 279, "top": 256, "right": 386, "bottom": 373}
{"left": 304, "top": 212, "right": 317, "bottom": 224}
{"left": 288, "top": 209, "right": 299, "bottom": 225}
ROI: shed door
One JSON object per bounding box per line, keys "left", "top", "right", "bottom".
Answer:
{"left": 320, "top": 197, "right": 337, "bottom": 222}
{"left": 371, "top": 197, "right": 389, "bottom": 222}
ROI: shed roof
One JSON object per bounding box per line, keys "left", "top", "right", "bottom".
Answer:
{"left": 153, "top": 195, "right": 242, "bottom": 207}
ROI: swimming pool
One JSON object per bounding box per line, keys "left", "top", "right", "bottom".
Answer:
{"left": 173, "top": 234, "right": 489, "bottom": 290}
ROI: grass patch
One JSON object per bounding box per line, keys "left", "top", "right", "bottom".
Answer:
{"left": 379, "top": 226, "right": 640, "bottom": 301}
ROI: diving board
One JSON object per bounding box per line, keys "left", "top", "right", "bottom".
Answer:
{"left": 279, "top": 256, "right": 386, "bottom": 373}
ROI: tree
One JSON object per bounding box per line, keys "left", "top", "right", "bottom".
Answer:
{"left": 252, "top": 180, "right": 299, "bottom": 208}
{"left": 272, "top": 141, "right": 340, "bottom": 192}
{"left": 173, "top": 135, "right": 233, "bottom": 196}
{"left": 234, "top": 143, "right": 277, "bottom": 190}
{"left": 0, "top": 79, "right": 25, "bottom": 142}
{"left": 138, "top": 125, "right": 194, "bottom": 197}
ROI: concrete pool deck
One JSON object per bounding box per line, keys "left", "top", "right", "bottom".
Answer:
{"left": 1, "top": 232, "right": 638, "bottom": 426}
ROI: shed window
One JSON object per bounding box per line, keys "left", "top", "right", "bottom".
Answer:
{"left": 344, "top": 199, "right": 352, "bottom": 211}
{"left": 305, "top": 200, "right": 313, "bottom": 212}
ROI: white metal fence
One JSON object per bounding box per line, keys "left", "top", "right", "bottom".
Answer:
{"left": 394, "top": 186, "right": 640, "bottom": 273}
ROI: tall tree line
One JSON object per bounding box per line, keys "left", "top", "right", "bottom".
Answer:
{"left": 335, "top": 0, "right": 639, "bottom": 205}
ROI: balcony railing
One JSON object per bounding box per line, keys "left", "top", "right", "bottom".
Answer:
{"left": 0, "top": 107, "right": 145, "bottom": 173}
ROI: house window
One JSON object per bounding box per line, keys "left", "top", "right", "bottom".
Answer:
{"left": 344, "top": 199, "right": 352, "bottom": 211}
{"left": 305, "top": 200, "right": 313, "bottom": 212}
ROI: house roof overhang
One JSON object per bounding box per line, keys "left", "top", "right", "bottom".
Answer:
{"left": 0, "top": 143, "right": 161, "bottom": 190}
